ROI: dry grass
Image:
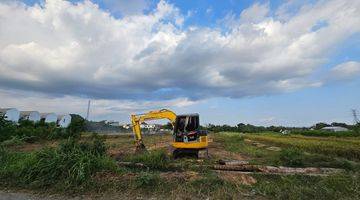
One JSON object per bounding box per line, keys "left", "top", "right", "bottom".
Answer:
{"left": 243, "top": 133, "right": 360, "bottom": 161}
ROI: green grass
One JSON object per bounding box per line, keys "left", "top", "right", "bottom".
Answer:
{"left": 254, "top": 174, "right": 360, "bottom": 200}
{"left": 122, "top": 149, "right": 171, "bottom": 171}
{"left": 0, "top": 137, "right": 118, "bottom": 192}
{"left": 215, "top": 132, "right": 360, "bottom": 170}
{"left": 2, "top": 131, "right": 360, "bottom": 199}
{"left": 215, "top": 132, "right": 276, "bottom": 158}
{"left": 291, "top": 130, "right": 359, "bottom": 137}
{"left": 243, "top": 133, "right": 360, "bottom": 161}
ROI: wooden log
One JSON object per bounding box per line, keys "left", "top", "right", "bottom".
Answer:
{"left": 117, "top": 161, "right": 147, "bottom": 168}
{"left": 218, "top": 159, "right": 249, "bottom": 165}
{"left": 213, "top": 164, "right": 344, "bottom": 174}
{"left": 213, "top": 164, "right": 262, "bottom": 172}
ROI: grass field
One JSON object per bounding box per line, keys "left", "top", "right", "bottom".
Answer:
{"left": 1, "top": 132, "right": 360, "bottom": 199}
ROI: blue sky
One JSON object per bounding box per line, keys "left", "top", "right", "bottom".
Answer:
{"left": 0, "top": 0, "right": 359, "bottom": 126}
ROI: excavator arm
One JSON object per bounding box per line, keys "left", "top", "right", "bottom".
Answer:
{"left": 131, "top": 109, "right": 177, "bottom": 152}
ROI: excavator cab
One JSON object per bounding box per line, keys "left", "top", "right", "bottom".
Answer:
{"left": 174, "top": 114, "right": 199, "bottom": 142}
{"left": 172, "top": 114, "right": 208, "bottom": 158}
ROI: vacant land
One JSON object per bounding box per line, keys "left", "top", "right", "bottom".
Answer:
{"left": 1, "top": 132, "right": 360, "bottom": 199}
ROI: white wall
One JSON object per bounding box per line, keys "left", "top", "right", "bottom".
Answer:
{"left": 57, "top": 114, "right": 72, "bottom": 128}
{"left": 41, "top": 113, "right": 57, "bottom": 123}
{"left": 3, "top": 108, "right": 20, "bottom": 123}
{"left": 21, "top": 111, "right": 40, "bottom": 122}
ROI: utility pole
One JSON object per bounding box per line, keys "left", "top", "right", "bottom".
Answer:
{"left": 86, "top": 100, "right": 91, "bottom": 121}
{"left": 352, "top": 109, "right": 359, "bottom": 124}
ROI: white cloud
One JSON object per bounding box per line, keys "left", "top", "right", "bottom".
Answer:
{"left": 328, "top": 61, "right": 360, "bottom": 81}
{"left": 0, "top": 89, "right": 200, "bottom": 121}
{"left": 102, "top": 0, "right": 150, "bottom": 15}
{"left": 0, "top": 0, "right": 359, "bottom": 103}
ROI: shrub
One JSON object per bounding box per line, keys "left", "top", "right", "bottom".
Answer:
{"left": 67, "top": 114, "right": 86, "bottom": 136}
{"left": 134, "top": 172, "right": 161, "bottom": 188}
{"left": 124, "top": 150, "right": 170, "bottom": 171}
{"left": 0, "top": 114, "right": 86, "bottom": 143}
{"left": 1, "top": 136, "right": 24, "bottom": 147}
{"left": 0, "top": 137, "right": 117, "bottom": 190}
{"left": 278, "top": 148, "right": 305, "bottom": 167}
{"left": 0, "top": 116, "right": 17, "bottom": 142}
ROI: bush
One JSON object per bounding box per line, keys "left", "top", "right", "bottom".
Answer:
{"left": 0, "top": 114, "right": 86, "bottom": 143}
{"left": 0, "top": 137, "right": 117, "bottom": 190}
{"left": 124, "top": 150, "right": 170, "bottom": 171}
{"left": 1, "top": 136, "right": 24, "bottom": 147}
{"left": 0, "top": 116, "right": 17, "bottom": 142}
{"left": 134, "top": 172, "right": 162, "bottom": 188}
{"left": 67, "top": 114, "right": 86, "bottom": 136}
{"left": 278, "top": 148, "right": 305, "bottom": 167}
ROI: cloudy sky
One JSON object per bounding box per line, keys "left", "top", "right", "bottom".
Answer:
{"left": 0, "top": 0, "right": 359, "bottom": 126}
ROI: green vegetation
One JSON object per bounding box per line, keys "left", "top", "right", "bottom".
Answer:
{"left": 134, "top": 172, "right": 162, "bottom": 188}
{"left": 2, "top": 116, "right": 360, "bottom": 199}
{"left": 215, "top": 132, "right": 274, "bottom": 159}
{"left": 254, "top": 174, "right": 360, "bottom": 200}
{"left": 206, "top": 121, "right": 359, "bottom": 134}
{"left": 278, "top": 148, "right": 305, "bottom": 167}
{"left": 123, "top": 150, "right": 171, "bottom": 171}
{"left": 0, "top": 136, "right": 117, "bottom": 191}
{"left": 244, "top": 133, "right": 360, "bottom": 161}
{"left": 0, "top": 115, "right": 86, "bottom": 143}
{"left": 291, "top": 129, "right": 358, "bottom": 137}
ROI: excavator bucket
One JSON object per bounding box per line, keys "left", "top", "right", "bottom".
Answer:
{"left": 135, "top": 141, "right": 147, "bottom": 154}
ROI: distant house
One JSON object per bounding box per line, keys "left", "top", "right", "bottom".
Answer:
{"left": 20, "top": 111, "right": 41, "bottom": 122}
{"left": 57, "top": 114, "right": 72, "bottom": 128}
{"left": 0, "top": 108, "right": 20, "bottom": 123}
{"left": 106, "top": 120, "right": 120, "bottom": 127}
{"left": 122, "top": 124, "right": 131, "bottom": 129}
{"left": 40, "top": 113, "right": 57, "bottom": 123}
{"left": 321, "top": 126, "right": 349, "bottom": 132}
{"left": 280, "top": 129, "right": 290, "bottom": 134}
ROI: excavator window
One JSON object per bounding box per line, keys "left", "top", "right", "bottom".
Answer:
{"left": 174, "top": 115, "right": 199, "bottom": 133}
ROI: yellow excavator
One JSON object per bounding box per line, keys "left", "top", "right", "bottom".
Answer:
{"left": 130, "top": 109, "right": 208, "bottom": 158}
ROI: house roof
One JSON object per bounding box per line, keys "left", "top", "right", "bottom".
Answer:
{"left": 40, "top": 113, "right": 56, "bottom": 118}
{"left": 321, "top": 126, "right": 348, "bottom": 131}
{"left": 0, "top": 108, "right": 17, "bottom": 115}
{"left": 57, "top": 114, "right": 71, "bottom": 120}
{"left": 20, "top": 111, "right": 39, "bottom": 117}
{"left": 0, "top": 108, "right": 15, "bottom": 112}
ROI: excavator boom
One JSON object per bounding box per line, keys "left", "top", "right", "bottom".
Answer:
{"left": 131, "top": 109, "right": 176, "bottom": 151}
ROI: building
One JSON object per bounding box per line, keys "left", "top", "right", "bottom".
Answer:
{"left": 321, "top": 126, "right": 349, "bottom": 132}
{"left": 0, "top": 108, "right": 20, "bottom": 123}
{"left": 40, "top": 113, "right": 57, "bottom": 123}
{"left": 280, "top": 129, "right": 290, "bottom": 134}
{"left": 106, "top": 120, "right": 120, "bottom": 127}
{"left": 122, "top": 124, "right": 131, "bottom": 129}
{"left": 57, "top": 114, "right": 72, "bottom": 128}
{"left": 20, "top": 111, "right": 41, "bottom": 122}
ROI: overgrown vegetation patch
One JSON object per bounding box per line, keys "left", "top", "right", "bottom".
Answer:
{"left": 0, "top": 136, "right": 118, "bottom": 192}
{"left": 254, "top": 174, "right": 360, "bottom": 200}
{"left": 244, "top": 133, "right": 360, "bottom": 161}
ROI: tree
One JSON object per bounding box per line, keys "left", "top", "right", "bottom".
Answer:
{"left": 313, "top": 122, "right": 329, "bottom": 130}
{"left": 162, "top": 122, "right": 173, "bottom": 130}
{"left": 67, "top": 114, "right": 86, "bottom": 137}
